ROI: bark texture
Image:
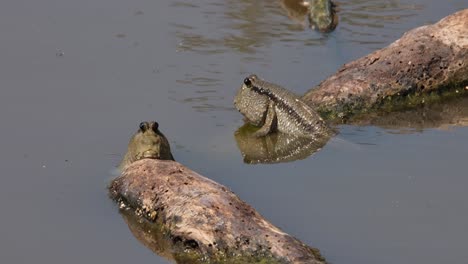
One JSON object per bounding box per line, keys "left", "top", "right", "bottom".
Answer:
{"left": 302, "top": 9, "right": 468, "bottom": 120}
{"left": 109, "top": 159, "right": 326, "bottom": 264}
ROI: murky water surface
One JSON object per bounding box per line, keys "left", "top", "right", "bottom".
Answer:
{"left": 1, "top": 0, "right": 467, "bottom": 263}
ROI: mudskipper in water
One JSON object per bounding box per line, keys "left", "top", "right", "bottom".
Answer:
{"left": 117, "top": 121, "right": 174, "bottom": 171}
{"left": 280, "top": 0, "right": 338, "bottom": 32}
{"left": 304, "top": 0, "right": 338, "bottom": 32}
{"left": 234, "top": 75, "right": 333, "bottom": 163}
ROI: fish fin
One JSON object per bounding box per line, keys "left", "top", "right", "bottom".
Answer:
{"left": 254, "top": 101, "right": 277, "bottom": 137}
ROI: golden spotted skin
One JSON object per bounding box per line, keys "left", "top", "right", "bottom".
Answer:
{"left": 118, "top": 121, "right": 174, "bottom": 171}
{"left": 234, "top": 74, "right": 330, "bottom": 138}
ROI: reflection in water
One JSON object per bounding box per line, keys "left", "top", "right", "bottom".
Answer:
{"left": 121, "top": 209, "right": 172, "bottom": 261}
{"left": 350, "top": 96, "right": 468, "bottom": 133}
{"left": 169, "top": 0, "right": 334, "bottom": 113}
{"left": 233, "top": 95, "right": 468, "bottom": 163}
{"left": 279, "top": 0, "right": 309, "bottom": 26}
{"left": 169, "top": 92, "right": 235, "bottom": 113}
{"left": 170, "top": 0, "right": 290, "bottom": 114}
{"left": 172, "top": 0, "right": 424, "bottom": 54}
{"left": 172, "top": 0, "right": 284, "bottom": 55}
{"left": 169, "top": 72, "right": 235, "bottom": 113}
{"left": 338, "top": 0, "right": 424, "bottom": 48}
{"left": 169, "top": 0, "right": 426, "bottom": 113}
{"left": 120, "top": 208, "right": 188, "bottom": 263}
{"left": 172, "top": 0, "right": 327, "bottom": 55}
{"left": 234, "top": 124, "right": 330, "bottom": 164}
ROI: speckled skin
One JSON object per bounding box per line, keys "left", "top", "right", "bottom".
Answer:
{"left": 304, "top": 0, "right": 337, "bottom": 33}
{"left": 234, "top": 74, "right": 330, "bottom": 138}
{"left": 118, "top": 121, "right": 174, "bottom": 171}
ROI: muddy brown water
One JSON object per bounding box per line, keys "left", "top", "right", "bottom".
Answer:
{"left": 1, "top": 0, "right": 467, "bottom": 263}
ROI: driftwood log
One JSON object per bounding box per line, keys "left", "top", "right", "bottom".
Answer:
{"left": 109, "top": 159, "right": 325, "bottom": 264}
{"left": 109, "top": 10, "right": 468, "bottom": 264}
{"left": 302, "top": 9, "right": 468, "bottom": 121}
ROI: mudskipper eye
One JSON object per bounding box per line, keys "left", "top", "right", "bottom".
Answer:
{"left": 152, "top": 122, "right": 159, "bottom": 132}
{"left": 139, "top": 122, "right": 147, "bottom": 132}
{"left": 243, "top": 77, "right": 251, "bottom": 86}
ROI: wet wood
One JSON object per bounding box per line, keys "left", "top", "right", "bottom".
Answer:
{"left": 302, "top": 9, "right": 468, "bottom": 120}
{"left": 349, "top": 96, "right": 468, "bottom": 132}
{"left": 109, "top": 159, "right": 326, "bottom": 264}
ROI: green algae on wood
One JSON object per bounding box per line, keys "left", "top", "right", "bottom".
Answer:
{"left": 119, "top": 207, "right": 290, "bottom": 264}
{"left": 302, "top": 9, "right": 468, "bottom": 121}
{"left": 109, "top": 159, "right": 326, "bottom": 264}
{"left": 110, "top": 122, "right": 326, "bottom": 263}
{"left": 315, "top": 84, "right": 468, "bottom": 122}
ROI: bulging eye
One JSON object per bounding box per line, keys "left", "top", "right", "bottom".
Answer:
{"left": 244, "top": 77, "right": 251, "bottom": 86}
{"left": 139, "top": 122, "right": 147, "bottom": 132}
{"left": 152, "top": 122, "right": 159, "bottom": 132}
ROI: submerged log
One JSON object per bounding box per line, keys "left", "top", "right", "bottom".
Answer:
{"left": 302, "top": 9, "right": 468, "bottom": 121}
{"left": 109, "top": 159, "right": 326, "bottom": 264}
{"left": 350, "top": 96, "right": 468, "bottom": 132}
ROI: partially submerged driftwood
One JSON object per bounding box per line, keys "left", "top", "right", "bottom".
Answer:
{"left": 302, "top": 9, "right": 468, "bottom": 121}
{"left": 109, "top": 10, "right": 468, "bottom": 263}
{"left": 109, "top": 159, "right": 325, "bottom": 264}
{"left": 350, "top": 96, "right": 468, "bottom": 132}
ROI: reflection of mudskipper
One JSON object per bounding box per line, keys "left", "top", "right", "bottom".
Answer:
{"left": 234, "top": 124, "right": 329, "bottom": 164}
{"left": 111, "top": 122, "right": 326, "bottom": 263}
{"left": 279, "top": 0, "right": 309, "bottom": 25}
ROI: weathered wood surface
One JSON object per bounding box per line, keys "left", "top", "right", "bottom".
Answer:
{"left": 109, "top": 159, "right": 326, "bottom": 264}
{"left": 302, "top": 9, "right": 468, "bottom": 120}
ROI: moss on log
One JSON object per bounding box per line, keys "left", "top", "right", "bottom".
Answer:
{"left": 302, "top": 9, "right": 468, "bottom": 121}
{"left": 109, "top": 159, "right": 326, "bottom": 264}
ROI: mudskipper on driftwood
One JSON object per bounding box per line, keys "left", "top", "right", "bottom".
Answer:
{"left": 109, "top": 122, "right": 327, "bottom": 264}
{"left": 234, "top": 74, "right": 333, "bottom": 164}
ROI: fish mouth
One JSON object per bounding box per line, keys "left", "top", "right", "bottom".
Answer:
{"left": 140, "top": 150, "right": 160, "bottom": 159}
